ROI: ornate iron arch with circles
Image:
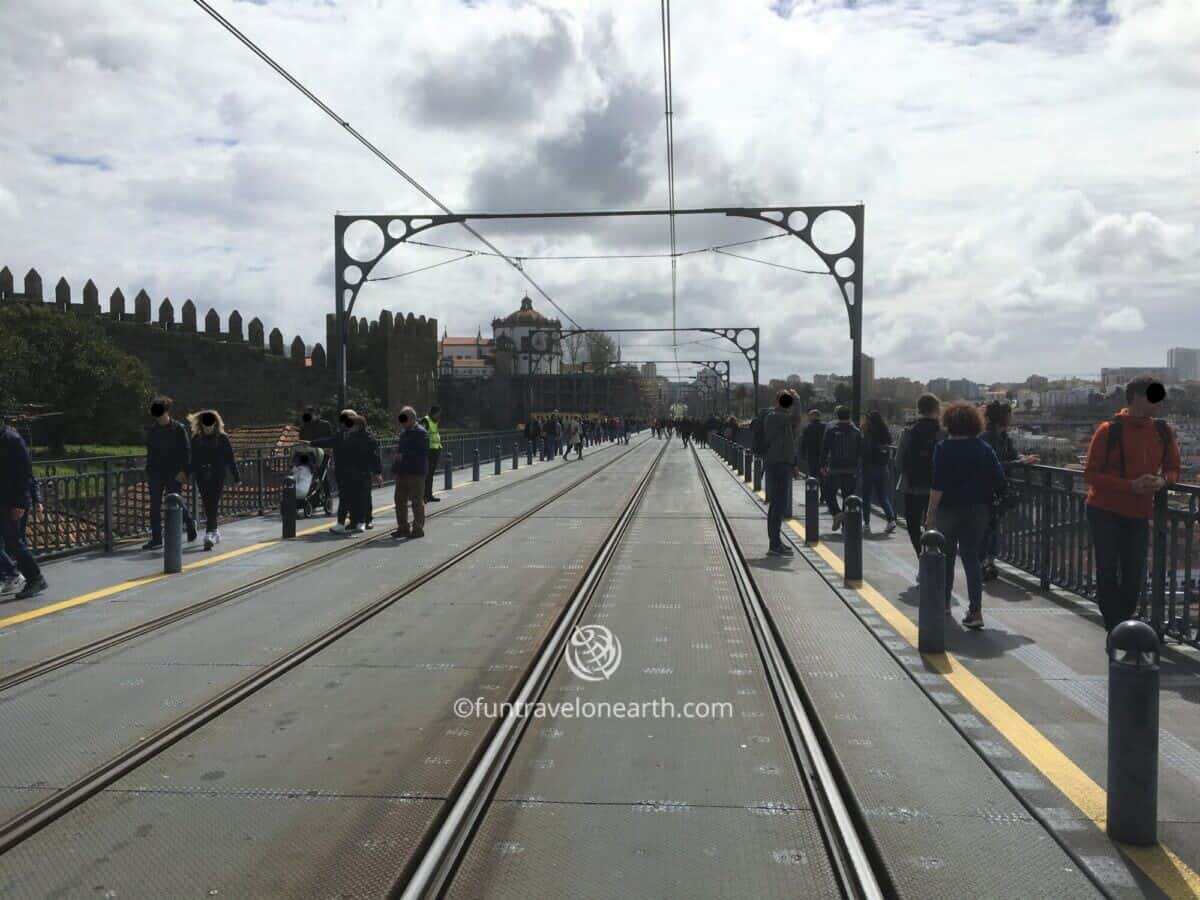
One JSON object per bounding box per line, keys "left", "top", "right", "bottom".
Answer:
{"left": 334, "top": 205, "right": 864, "bottom": 417}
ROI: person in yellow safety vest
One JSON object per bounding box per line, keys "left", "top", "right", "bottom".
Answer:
{"left": 419, "top": 405, "right": 443, "bottom": 502}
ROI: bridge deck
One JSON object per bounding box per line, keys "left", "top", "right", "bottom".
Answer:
{"left": 0, "top": 434, "right": 1174, "bottom": 897}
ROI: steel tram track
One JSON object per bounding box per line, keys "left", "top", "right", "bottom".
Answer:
{"left": 0, "top": 435, "right": 644, "bottom": 696}
{"left": 395, "top": 436, "right": 670, "bottom": 899}
{"left": 688, "top": 443, "right": 887, "bottom": 900}
{"left": 0, "top": 436, "right": 659, "bottom": 856}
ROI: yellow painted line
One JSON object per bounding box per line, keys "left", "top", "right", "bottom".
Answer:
{"left": 0, "top": 460, "right": 542, "bottom": 630}
{"left": 782, "top": 514, "right": 1200, "bottom": 898}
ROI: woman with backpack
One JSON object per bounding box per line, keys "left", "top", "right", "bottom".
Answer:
{"left": 860, "top": 410, "right": 897, "bottom": 534}
{"left": 187, "top": 409, "right": 240, "bottom": 551}
{"left": 979, "top": 401, "right": 1039, "bottom": 580}
{"left": 923, "top": 401, "right": 1006, "bottom": 631}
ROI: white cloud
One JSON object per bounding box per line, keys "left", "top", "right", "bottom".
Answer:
{"left": 1098, "top": 305, "right": 1147, "bottom": 332}
{"left": 0, "top": 0, "right": 1196, "bottom": 386}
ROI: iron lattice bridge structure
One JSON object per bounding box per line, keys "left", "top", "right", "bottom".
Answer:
{"left": 334, "top": 205, "right": 865, "bottom": 418}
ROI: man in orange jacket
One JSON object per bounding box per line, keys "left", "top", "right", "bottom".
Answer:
{"left": 1084, "top": 375, "right": 1180, "bottom": 631}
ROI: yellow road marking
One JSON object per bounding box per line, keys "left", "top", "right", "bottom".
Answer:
{"left": 779, "top": 514, "right": 1200, "bottom": 898}
{"left": 0, "top": 459, "right": 542, "bottom": 630}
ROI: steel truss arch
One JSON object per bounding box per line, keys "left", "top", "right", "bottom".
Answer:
{"left": 334, "top": 204, "right": 863, "bottom": 418}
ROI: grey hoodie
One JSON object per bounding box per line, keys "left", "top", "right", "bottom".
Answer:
{"left": 763, "top": 407, "right": 798, "bottom": 466}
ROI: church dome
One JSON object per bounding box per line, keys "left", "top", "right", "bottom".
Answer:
{"left": 497, "top": 295, "right": 555, "bottom": 326}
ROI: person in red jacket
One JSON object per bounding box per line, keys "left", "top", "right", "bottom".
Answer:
{"left": 1084, "top": 376, "right": 1180, "bottom": 631}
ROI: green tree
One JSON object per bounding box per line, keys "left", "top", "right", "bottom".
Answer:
{"left": 584, "top": 333, "right": 618, "bottom": 371}
{"left": 0, "top": 305, "right": 153, "bottom": 444}
{"left": 833, "top": 382, "right": 853, "bottom": 406}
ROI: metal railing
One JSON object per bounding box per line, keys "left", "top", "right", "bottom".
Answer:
{"left": 26, "top": 430, "right": 526, "bottom": 560}
{"left": 708, "top": 431, "right": 1200, "bottom": 648}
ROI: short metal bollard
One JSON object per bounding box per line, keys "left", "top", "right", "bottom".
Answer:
{"left": 753, "top": 456, "right": 763, "bottom": 493}
{"left": 843, "top": 496, "right": 863, "bottom": 584}
{"left": 917, "top": 530, "right": 946, "bottom": 653}
{"left": 1106, "top": 620, "right": 1160, "bottom": 846}
{"left": 281, "top": 476, "right": 297, "bottom": 539}
{"left": 472, "top": 449, "right": 480, "bottom": 482}
{"left": 164, "top": 493, "right": 183, "bottom": 574}
{"left": 805, "top": 478, "right": 820, "bottom": 544}
{"left": 513, "top": 442, "right": 520, "bottom": 469}
{"left": 495, "top": 443, "right": 502, "bottom": 475}
{"left": 734, "top": 448, "right": 743, "bottom": 476}
{"left": 744, "top": 449, "right": 752, "bottom": 484}
{"left": 444, "top": 450, "right": 453, "bottom": 490}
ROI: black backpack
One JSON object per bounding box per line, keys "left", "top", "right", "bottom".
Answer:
{"left": 902, "top": 421, "right": 938, "bottom": 489}
{"left": 1105, "top": 417, "right": 1172, "bottom": 477}
{"left": 751, "top": 416, "right": 767, "bottom": 455}
{"left": 826, "top": 424, "right": 861, "bottom": 471}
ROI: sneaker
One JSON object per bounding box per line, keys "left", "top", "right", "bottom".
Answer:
{"left": 329, "top": 523, "right": 348, "bottom": 534}
{"left": 410, "top": 528, "right": 425, "bottom": 539}
{"left": 203, "top": 533, "right": 214, "bottom": 551}
{"left": 353, "top": 523, "right": 367, "bottom": 533}
{"left": 391, "top": 527, "right": 410, "bottom": 539}
{"left": 767, "top": 546, "right": 789, "bottom": 557}
{"left": 884, "top": 520, "right": 897, "bottom": 535}
{"left": 365, "top": 522, "right": 375, "bottom": 530}
{"left": 863, "top": 522, "right": 872, "bottom": 534}
{"left": 15, "top": 577, "right": 47, "bottom": 600}
{"left": 186, "top": 522, "right": 197, "bottom": 543}
{"left": 831, "top": 513, "right": 844, "bottom": 533}
{"left": 777, "top": 544, "right": 794, "bottom": 555}
{"left": 1, "top": 574, "right": 26, "bottom": 595}
{"left": 961, "top": 610, "right": 984, "bottom": 630}
{"left": 427, "top": 496, "right": 441, "bottom": 503}
{"left": 142, "top": 539, "right": 163, "bottom": 550}
{"left": 212, "top": 530, "right": 221, "bottom": 545}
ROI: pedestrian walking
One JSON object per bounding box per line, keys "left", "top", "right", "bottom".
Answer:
{"left": 861, "top": 410, "right": 898, "bottom": 534}
{"left": 923, "top": 402, "right": 1006, "bottom": 630}
{"left": 979, "top": 401, "right": 1038, "bottom": 580}
{"left": 391, "top": 407, "right": 428, "bottom": 539}
{"left": 895, "top": 393, "right": 944, "bottom": 556}
{"left": 764, "top": 392, "right": 799, "bottom": 556}
{"left": 0, "top": 413, "right": 46, "bottom": 599}
{"left": 420, "top": 405, "right": 443, "bottom": 503}
{"left": 143, "top": 396, "right": 197, "bottom": 550}
{"left": 187, "top": 410, "right": 240, "bottom": 551}
{"left": 1084, "top": 376, "right": 1180, "bottom": 631}
{"left": 316, "top": 410, "right": 377, "bottom": 533}
{"left": 820, "top": 406, "right": 862, "bottom": 532}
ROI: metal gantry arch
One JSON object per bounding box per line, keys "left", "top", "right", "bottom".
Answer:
{"left": 334, "top": 205, "right": 864, "bottom": 418}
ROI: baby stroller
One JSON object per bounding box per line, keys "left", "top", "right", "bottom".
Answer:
{"left": 291, "top": 444, "right": 333, "bottom": 517}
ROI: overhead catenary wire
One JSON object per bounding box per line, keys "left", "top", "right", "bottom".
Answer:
{"left": 660, "top": 0, "right": 680, "bottom": 381}
{"left": 364, "top": 251, "right": 477, "bottom": 283}
{"left": 406, "top": 231, "right": 789, "bottom": 261}
{"left": 189, "top": 0, "right": 581, "bottom": 329}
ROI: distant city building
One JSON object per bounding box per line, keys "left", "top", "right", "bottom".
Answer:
{"left": 861, "top": 353, "right": 875, "bottom": 400}
{"left": 926, "top": 378, "right": 982, "bottom": 401}
{"left": 641, "top": 362, "right": 657, "bottom": 378}
{"left": 1101, "top": 366, "right": 1178, "bottom": 392}
{"left": 1168, "top": 348, "right": 1200, "bottom": 382}
{"left": 1040, "top": 386, "right": 1094, "bottom": 409}
{"left": 813, "top": 373, "right": 851, "bottom": 390}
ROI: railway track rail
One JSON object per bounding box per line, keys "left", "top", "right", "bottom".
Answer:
{"left": 0, "top": 435, "right": 644, "bottom": 696}
{"left": 0, "top": 437, "right": 659, "bottom": 856}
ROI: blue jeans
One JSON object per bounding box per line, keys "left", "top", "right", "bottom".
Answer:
{"left": 765, "top": 463, "right": 792, "bottom": 550}
{"left": 935, "top": 504, "right": 990, "bottom": 614}
{"left": 860, "top": 465, "right": 896, "bottom": 526}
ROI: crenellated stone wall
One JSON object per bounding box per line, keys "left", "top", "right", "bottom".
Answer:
{"left": 1, "top": 265, "right": 431, "bottom": 426}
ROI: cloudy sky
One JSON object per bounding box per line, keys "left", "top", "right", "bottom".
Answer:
{"left": 1, "top": 0, "right": 1197, "bottom": 386}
